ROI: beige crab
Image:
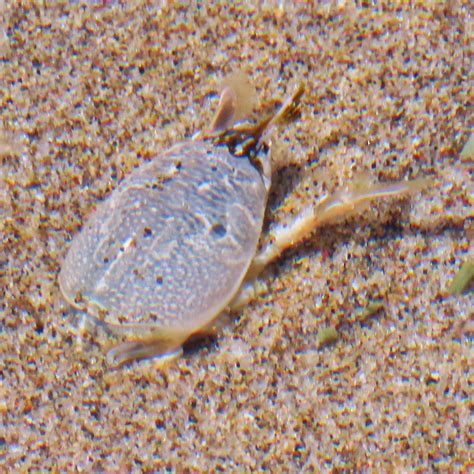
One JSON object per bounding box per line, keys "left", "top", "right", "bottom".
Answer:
{"left": 59, "top": 77, "right": 425, "bottom": 366}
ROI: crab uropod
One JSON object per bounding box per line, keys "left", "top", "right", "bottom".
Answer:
{"left": 59, "top": 78, "right": 425, "bottom": 366}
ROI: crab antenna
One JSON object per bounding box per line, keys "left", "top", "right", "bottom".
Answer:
{"left": 258, "top": 82, "right": 305, "bottom": 145}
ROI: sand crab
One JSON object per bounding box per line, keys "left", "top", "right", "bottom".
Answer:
{"left": 59, "top": 77, "right": 425, "bottom": 366}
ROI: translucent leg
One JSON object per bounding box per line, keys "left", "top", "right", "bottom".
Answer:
{"left": 74, "top": 312, "right": 88, "bottom": 353}
{"left": 229, "top": 280, "right": 269, "bottom": 311}
{"left": 104, "top": 323, "right": 194, "bottom": 366}
{"left": 107, "top": 340, "right": 184, "bottom": 367}
{"left": 72, "top": 310, "right": 109, "bottom": 353}
{"left": 106, "top": 319, "right": 230, "bottom": 366}
{"left": 248, "top": 175, "right": 429, "bottom": 278}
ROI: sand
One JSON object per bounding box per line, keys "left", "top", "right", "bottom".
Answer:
{"left": 1, "top": 2, "right": 472, "bottom": 472}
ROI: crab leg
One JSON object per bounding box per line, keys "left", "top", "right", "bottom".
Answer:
{"left": 247, "top": 175, "right": 429, "bottom": 279}
{"left": 230, "top": 175, "right": 429, "bottom": 311}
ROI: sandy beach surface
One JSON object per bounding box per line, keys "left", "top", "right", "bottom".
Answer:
{"left": 1, "top": 2, "right": 472, "bottom": 472}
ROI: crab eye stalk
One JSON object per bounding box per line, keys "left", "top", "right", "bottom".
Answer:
{"left": 208, "top": 83, "right": 304, "bottom": 180}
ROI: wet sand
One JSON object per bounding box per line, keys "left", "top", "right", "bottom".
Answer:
{"left": 1, "top": 2, "right": 472, "bottom": 471}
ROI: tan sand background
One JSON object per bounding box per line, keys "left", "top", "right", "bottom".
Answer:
{"left": 1, "top": 1, "right": 472, "bottom": 472}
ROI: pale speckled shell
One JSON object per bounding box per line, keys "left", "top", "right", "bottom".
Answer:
{"left": 59, "top": 140, "right": 267, "bottom": 333}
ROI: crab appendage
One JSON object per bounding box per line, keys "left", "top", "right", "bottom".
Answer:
{"left": 209, "top": 85, "right": 239, "bottom": 133}
{"left": 209, "top": 83, "right": 305, "bottom": 160}
{"left": 229, "top": 279, "right": 269, "bottom": 311}
{"left": 247, "top": 175, "right": 430, "bottom": 279}
{"left": 105, "top": 317, "right": 234, "bottom": 366}
{"left": 107, "top": 341, "right": 184, "bottom": 367}
{"left": 104, "top": 324, "right": 195, "bottom": 366}
{"left": 209, "top": 72, "right": 257, "bottom": 132}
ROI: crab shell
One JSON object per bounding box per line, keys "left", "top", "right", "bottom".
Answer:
{"left": 59, "top": 139, "right": 269, "bottom": 345}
